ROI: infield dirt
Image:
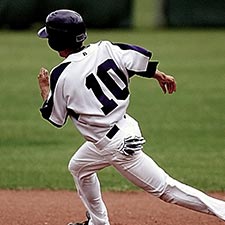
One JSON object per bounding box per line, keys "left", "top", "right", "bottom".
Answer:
{"left": 0, "top": 190, "right": 224, "bottom": 225}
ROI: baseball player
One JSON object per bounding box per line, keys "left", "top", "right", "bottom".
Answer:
{"left": 37, "top": 9, "right": 225, "bottom": 225}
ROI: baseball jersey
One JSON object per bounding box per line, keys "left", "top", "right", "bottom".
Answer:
{"left": 40, "top": 41, "right": 158, "bottom": 142}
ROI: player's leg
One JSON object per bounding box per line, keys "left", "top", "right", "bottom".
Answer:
{"left": 160, "top": 175, "right": 225, "bottom": 220}
{"left": 112, "top": 150, "right": 225, "bottom": 221}
{"left": 68, "top": 141, "right": 111, "bottom": 225}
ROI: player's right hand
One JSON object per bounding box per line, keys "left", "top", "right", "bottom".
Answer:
{"left": 153, "top": 70, "right": 176, "bottom": 94}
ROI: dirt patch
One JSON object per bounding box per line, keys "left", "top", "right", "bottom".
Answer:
{"left": 0, "top": 190, "right": 224, "bottom": 225}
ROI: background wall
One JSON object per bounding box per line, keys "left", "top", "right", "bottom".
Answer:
{"left": 0, "top": 0, "right": 224, "bottom": 30}
{"left": 0, "top": 0, "right": 133, "bottom": 29}
{"left": 161, "top": 0, "right": 225, "bottom": 27}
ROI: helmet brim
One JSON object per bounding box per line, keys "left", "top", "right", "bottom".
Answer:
{"left": 37, "top": 27, "right": 49, "bottom": 38}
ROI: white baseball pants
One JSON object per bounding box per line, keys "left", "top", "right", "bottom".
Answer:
{"left": 68, "top": 115, "right": 225, "bottom": 225}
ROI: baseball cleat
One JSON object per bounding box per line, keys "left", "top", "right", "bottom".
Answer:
{"left": 67, "top": 211, "right": 90, "bottom": 225}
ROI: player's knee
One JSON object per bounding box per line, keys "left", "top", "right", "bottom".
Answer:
{"left": 68, "top": 158, "right": 75, "bottom": 174}
{"left": 159, "top": 176, "right": 179, "bottom": 203}
{"left": 147, "top": 175, "right": 176, "bottom": 200}
{"left": 68, "top": 157, "right": 80, "bottom": 177}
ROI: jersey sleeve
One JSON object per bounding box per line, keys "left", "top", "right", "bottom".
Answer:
{"left": 113, "top": 43, "right": 159, "bottom": 78}
{"left": 40, "top": 63, "right": 71, "bottom": 128}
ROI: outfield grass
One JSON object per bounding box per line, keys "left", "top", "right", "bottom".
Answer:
{"left": 0, "top": 27, "right": 224, "bottom": 191}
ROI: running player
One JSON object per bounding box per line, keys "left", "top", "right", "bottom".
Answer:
{"left": 37, "top": 9, "right": 225, "bottom": 225}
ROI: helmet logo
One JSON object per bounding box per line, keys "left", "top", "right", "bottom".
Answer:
{"left": 76, "top": 33, "right": 87, "bottom": 42}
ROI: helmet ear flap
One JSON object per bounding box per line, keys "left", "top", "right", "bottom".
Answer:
{"left": 48, "top": 37, "right": 65, "bottom": 51}
{"left": 47, "top": 35, "right": 82, "bottom": 51}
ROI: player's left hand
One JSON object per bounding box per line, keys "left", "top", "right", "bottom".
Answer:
{"left": 38, "top": 67, "right": 50, "bottom": 101}
{"left": 153, "top": 70, "right": 176, "bottom": 94}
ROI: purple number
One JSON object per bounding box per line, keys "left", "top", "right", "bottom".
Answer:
{"left": 86, "top": 59, "right": 129, "bottom": 115}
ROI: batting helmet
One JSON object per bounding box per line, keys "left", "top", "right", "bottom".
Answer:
{"left": 37, "top": 9, "right": 87, "bottom": 51}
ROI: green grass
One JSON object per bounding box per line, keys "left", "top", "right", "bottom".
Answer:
{"left": 0, "top": 26, "right": 224, "bottom": 191}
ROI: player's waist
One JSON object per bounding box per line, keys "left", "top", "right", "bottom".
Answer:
{"left": 94, "top": 124, "right": 122, "bottom": 150}
{"left": 94, "top": 114, "right": 140, "bottom": 150}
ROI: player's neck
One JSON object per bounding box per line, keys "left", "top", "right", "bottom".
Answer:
{"left": 58, "top": 46, "right": 85, "bottom": 58}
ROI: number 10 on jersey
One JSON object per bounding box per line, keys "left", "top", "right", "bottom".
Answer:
{"left": 86, "top": 59, "right": 129, "bottom": 115}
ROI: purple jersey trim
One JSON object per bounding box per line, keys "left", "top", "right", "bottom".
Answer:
{"left": 130, "top": 61, "right": 159, "bottom": 78}
{"left": 113, "top": 43, "right": 152, "bottom": 58}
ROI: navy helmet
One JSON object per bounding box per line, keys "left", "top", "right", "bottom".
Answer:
{"left": 38, "top": 9, "right": 87, "bottom": 51}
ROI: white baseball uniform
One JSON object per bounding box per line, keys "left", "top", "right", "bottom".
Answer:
{"left": 40, "top": 41, "right": 225, "bottom": 225}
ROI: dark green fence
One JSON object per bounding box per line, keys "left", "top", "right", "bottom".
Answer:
{"left": 0, "top": 0, "right": 133, "bottom": 29}
{"left": 160, "top": 0, "right": 225, "bottom": 27}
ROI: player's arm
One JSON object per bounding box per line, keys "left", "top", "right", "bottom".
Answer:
{"left": 37, "top": 67, "right": 67, "bottom": 128}
{"left": 112, "top": 42, "right": 176, "bottom": 94}
{"left": 134, "top": 62, "right": 176, "bottom": 94}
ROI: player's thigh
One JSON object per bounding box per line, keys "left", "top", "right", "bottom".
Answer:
{"left": 112, "top": 151, "right": 167, "bottom": 196}
{"left": 68, "top": 141, "right": 110, "bottom": 178}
